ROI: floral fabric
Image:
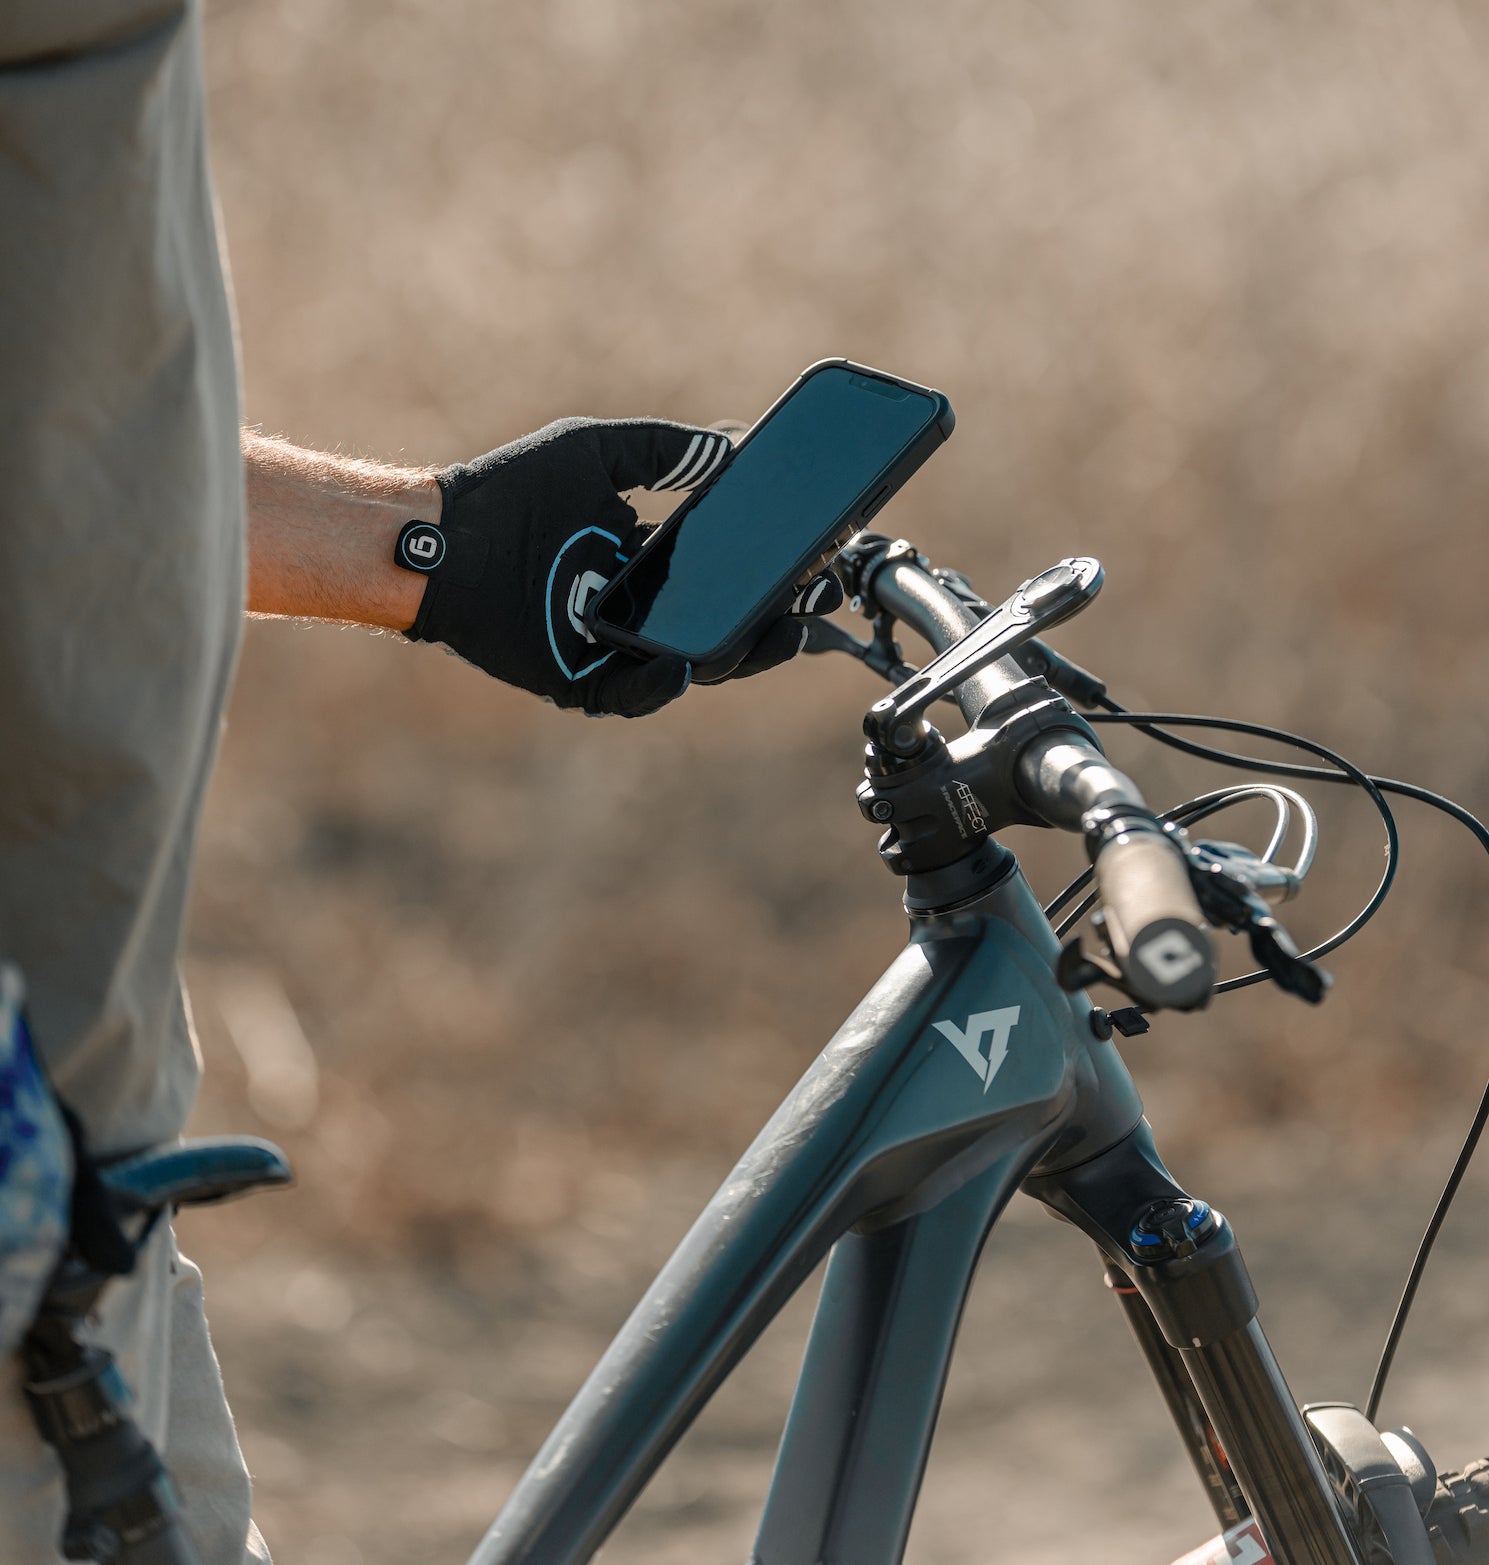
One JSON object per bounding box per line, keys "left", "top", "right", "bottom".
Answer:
{"left": 0, "top": 966, "right": 71, "bottom": 1357}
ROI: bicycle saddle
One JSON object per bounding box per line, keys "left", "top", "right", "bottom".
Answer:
{"left": 100, "top": 1136, "right": 293, "bottom": 1217}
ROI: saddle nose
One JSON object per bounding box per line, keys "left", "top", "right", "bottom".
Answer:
{"left": 101, "top": 1136, "right": 293, "bottom": 1217}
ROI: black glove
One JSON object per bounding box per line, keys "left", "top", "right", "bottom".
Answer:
{"left": 402, "top": 417, "right": 839, "bottom": 717}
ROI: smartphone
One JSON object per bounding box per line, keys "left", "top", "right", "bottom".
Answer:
{"left": 586, "top": 359, "right": 954, "bottom": 679}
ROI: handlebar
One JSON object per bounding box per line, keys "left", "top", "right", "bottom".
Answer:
{"left": 864, "top": 549, "right": 1030, "bottom": 727}
{"left": 1020, "top": 737, "right": 1217, "bottom": 1010}
{"left": 849, "top": 538, "right": 1217, "bottom": 1011}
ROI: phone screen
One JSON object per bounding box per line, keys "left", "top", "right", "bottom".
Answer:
{"left": 595, "top": 367, "right": 941, "bottom": 658}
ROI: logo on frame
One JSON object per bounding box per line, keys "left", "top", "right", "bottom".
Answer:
{"left": 932, "top": 1007, "right": 1020, "bottom": 1093}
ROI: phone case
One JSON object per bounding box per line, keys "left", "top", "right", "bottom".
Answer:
{"left": 588, "top": 359, "right": 955, "bottom": 681}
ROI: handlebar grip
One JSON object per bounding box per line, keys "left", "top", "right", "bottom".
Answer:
{"left": 1092, "top": 824, "right": 1217, "bottom": 1011}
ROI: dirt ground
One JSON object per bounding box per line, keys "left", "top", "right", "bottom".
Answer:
{"left": 179, "top": 2, "right": 1489, "bottom": 1561}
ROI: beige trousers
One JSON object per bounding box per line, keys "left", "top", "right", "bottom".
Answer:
{"left": 0, "top": 2, "right": 265, "bottom": 1558}
{"left": 0, "top": 1226, "right": 270, "bottom": 1563}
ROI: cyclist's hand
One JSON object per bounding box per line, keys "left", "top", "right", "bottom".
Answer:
{"left": 402, "top": 418, "right": 836, "bottom": 717}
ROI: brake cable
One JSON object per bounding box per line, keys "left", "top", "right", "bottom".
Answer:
{"left": 1076, "top": 710, "right": 1399, "bottom": 995}
{"left": 1082, "top": 694, "right": 1489, "bottom": 1424}
{"left": 1171, "top": 782, "right": 1318, "bottom": 872}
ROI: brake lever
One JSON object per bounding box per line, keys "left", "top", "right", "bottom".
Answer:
{"left": 1063, "top": 832, "right": 1329, "bottom": 1013}
{"left": 1247, "top": 918, "right": 1331, "bottom": 1004}
{"left": 1183, "top": 835, "right": 1330, "bottom": 1005}
{"left": 1189, "top": 840, "right": 1300, "bottom": 906}
{"left": 800, "top": 618, "right": 869, "bottom": 659}
{"left": 800, "top": 616, "right": 930, "bottom": 693}
{"left": 864, "top": 557, "right": 1104, "bottom": 754}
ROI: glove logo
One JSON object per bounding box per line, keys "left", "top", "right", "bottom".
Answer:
{"left": 566, "top": 570, "right": 610, "bottom": 646}
{"left": 395, "top": 521, "right": 446, "bottom": 573}
{"left": 545, "top": 528, "right": 625, "bottom": 682}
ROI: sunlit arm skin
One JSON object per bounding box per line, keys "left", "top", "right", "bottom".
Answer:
{"left": 243, "top": 430, "right": 442, "bottom": 631}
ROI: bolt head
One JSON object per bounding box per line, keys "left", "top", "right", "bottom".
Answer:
{"left": 871, "top": 800, "right": 894, "bottom": 821}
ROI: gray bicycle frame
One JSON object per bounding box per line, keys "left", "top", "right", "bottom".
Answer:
{"left": 466, "top": 854, "right": 1366, "bottom": 1565}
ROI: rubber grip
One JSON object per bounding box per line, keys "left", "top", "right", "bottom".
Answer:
{"left": 1095, "top": 831, "right": 1216, "bottom": 1010}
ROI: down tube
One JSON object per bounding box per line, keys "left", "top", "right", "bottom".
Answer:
{"left": 752, "top": 1150, "right": 1035, "bottom": 1565}
{"left": 467, "top": 863, "right": 1128, "bottom": 1565}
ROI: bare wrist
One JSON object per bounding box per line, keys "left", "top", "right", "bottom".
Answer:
{"left": 244, "top": 434, "right": 446, "bottom": 629}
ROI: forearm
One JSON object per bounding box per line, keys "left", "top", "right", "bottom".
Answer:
{"left": 243, "top": 430, "right": 441, "bottom": 630}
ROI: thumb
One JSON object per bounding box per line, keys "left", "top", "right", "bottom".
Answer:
{"left": 588, "top": 419, "right": 734, "bottom": 495}
{"left": 583, "top": 653, "right": 692, "bottom": 718}
{"left": 697, "top": 573, "right": 845, "bottom": 685}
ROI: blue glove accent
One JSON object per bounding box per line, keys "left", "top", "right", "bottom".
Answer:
{"left": 543, "top": 527, "right": 623, "bottom": 682}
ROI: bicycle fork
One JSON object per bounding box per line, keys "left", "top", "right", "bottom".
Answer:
{"left": 1025, "top": 1124, "right": 1367, "bottom": 1565}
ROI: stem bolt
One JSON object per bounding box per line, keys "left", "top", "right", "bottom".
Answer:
{"left": 871, "top": 800, "right": 894, "bottom": 822}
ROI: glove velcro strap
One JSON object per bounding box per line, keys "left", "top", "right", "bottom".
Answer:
{"left": 405, "top": 527, "right": 491, "bottom": 643}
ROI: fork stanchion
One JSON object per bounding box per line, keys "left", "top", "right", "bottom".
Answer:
{"left": 1178, "top": 1322, "right": 1366, "bottom": 1565}
{"left": 1101, "top": 1262, "right": 1249, "bottom": 1530}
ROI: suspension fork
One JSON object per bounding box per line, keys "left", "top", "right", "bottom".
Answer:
{"left": 1102, "top": 1263, "right": 1250, "bottom": 1531}
{"left": 1024, "top": 1124, "right": 1363, "bottom": 1565}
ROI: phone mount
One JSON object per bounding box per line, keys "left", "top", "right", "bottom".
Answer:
{"left": 862, "top": 558, "right": 1104, "bottom": 755}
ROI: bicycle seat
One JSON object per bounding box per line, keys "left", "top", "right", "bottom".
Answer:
{"left": 100, "top": 1136, "right": 293, "bottom": 1217}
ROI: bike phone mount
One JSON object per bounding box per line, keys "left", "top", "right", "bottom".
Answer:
{"left": 861, "top": 555, "right": 1104, "bottom": 757}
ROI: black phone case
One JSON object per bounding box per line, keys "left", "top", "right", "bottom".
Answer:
{"left": 587, "top": 359, "right": 955, "bottom": 681}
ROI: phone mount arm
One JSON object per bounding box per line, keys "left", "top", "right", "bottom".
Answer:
{"left": 862, "top": 558, "right": 1104, "bottom": 755}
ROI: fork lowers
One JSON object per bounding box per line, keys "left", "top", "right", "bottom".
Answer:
{"left": 1026, "top": 1123, "right": 1368, "bottom": 1565}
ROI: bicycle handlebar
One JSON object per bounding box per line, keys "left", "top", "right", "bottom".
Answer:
{"left": 855, "top": 542, "right": 1217, "bottom": 1011}
{"left": 865, "top": 551, "right": 1029, "bottom": 726}
{"left": 1020, "top": 736, "right": 1217, "bottom": 1009}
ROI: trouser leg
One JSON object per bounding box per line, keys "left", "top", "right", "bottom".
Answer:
{"left": 0, "top": 1221, "right": 271, "bottom": 1564}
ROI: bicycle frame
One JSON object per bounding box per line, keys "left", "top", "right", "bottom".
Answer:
{"left": 467, "top": 856, "right": 1364, "bottom": 1565}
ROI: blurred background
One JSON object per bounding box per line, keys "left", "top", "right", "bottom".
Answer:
{"left": 185, "top": 3, "right": 1489, "bottom": 1560}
